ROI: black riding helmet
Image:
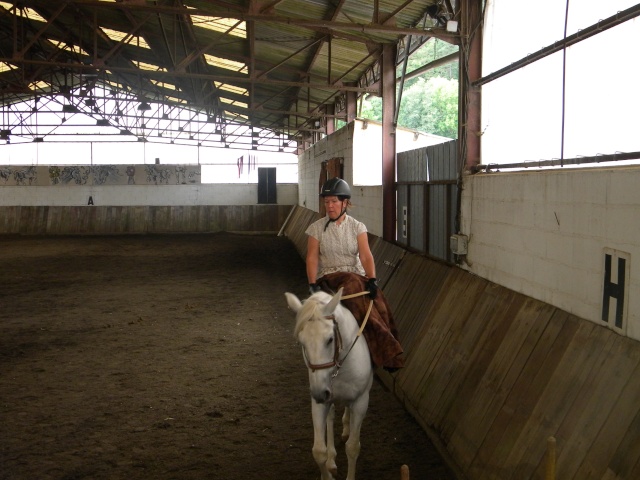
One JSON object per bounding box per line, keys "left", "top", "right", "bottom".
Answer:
{"left": 320, "top": 177, "right": 351, "bottom": 230}
{"left": 319, "top": 177, "right": 351, "bottom": 199}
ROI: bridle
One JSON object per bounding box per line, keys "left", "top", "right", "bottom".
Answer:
{"left": 302, "top": 315, "right": 343, "bottom": 373}
{"left": 302, "top": 290, "right": 374, "bottom": 378}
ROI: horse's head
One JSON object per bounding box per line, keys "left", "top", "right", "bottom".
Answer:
{"left": 285, "top": 288, "right": 344, "bottom": 403}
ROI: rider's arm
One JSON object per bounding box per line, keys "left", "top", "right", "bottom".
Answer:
{"left": 357, "top": 232, "right": 376, "bottom": 279}
{"left": 306, "top": 235, "right": 320, "bottom": 284}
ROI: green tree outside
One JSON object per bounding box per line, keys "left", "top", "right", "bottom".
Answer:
{"left": 359, "top": 39, "right": 459, "bottom": 139}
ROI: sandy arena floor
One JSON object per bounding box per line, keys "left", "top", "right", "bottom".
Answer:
{"left": 0, "top": 233, "right": 455, "bottom": 480}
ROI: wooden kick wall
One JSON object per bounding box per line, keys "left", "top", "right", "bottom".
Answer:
{"left": 283, "top": 205, "right": 640, "bottom": 480}
{"left": 0, "top": 205, "right": 293, "bottom": 235}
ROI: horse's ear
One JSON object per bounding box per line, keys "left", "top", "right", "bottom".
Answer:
{"left": 285, "top": 292, "right": 302, "bottom": 313}
{"left": 324, "top": 287, "right": 343, "bottom": 316}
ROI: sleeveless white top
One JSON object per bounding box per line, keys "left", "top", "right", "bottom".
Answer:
{"left": 305, "top": 214, "right": 367, "bottom": 277}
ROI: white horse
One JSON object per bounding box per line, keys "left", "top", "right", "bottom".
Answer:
{"left": 285, "top": 288, "right": 373, "bottom": 480}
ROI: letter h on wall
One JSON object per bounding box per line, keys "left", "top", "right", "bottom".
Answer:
{"left": 601, "top": 249, "right": 629, "bottom": 331}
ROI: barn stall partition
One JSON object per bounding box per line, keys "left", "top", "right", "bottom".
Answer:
{"left": 282, "top": 204, "right": 640, "bottom": 480}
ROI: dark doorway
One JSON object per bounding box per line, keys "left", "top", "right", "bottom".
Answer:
{"left": 258, "top": 167, "right": 277, "bottom": 204}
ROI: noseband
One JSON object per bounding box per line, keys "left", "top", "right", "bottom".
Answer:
{"left": 303, "top": 315, "right": 344, "bottom": 373}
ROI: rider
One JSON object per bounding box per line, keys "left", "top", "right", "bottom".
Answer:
{"left": 305, "top": 177, "right": 404, "bottom": 372}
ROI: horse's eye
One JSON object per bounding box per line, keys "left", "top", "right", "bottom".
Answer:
{"left": 327, "top": 337, "right": 334, "bottom": 346}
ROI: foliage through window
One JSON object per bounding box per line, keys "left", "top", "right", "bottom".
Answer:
{"left": 360, "top": 39, "right": 459, "bottom": 139}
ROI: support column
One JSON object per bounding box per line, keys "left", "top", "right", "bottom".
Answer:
{"left": 346, "top": 82, "right": 357, "bottom": 124}
{"left": 381, "top": 43, "right": 397, "bottom": 242}
{"left": 324, "top": 104, "right": 335, "bottom": 135}
{"left": 459, "top": 0, "right": 483, "bottom": 171}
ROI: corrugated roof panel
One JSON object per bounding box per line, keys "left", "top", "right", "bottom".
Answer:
{"left": 0, "top": 0, "right": 446, "bottom": 148}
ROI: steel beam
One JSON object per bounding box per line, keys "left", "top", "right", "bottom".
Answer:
{"left": 381, "top": 43, "right": 396, "bottom": 242}
{"left": 458, "top": 0, "right": 482, "bottom": 171}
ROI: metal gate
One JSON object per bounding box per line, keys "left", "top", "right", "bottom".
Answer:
{"left": 396, "top": 140, "right": 458, "bottom": 263}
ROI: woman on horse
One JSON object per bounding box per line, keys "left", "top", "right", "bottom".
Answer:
{"left": 305, "top": 177, "right": 405, "bottom": 372}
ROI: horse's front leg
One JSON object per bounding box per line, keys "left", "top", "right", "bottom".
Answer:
{"left": 325, "top": 404, "right": 337, "bottom": 476}
{"left": 341, "top": 406, "right": 351, "bottom": 442}
{"left": 345, "top": 392, "right": 370, "bottom": 480}
{"left": 311, "top": 401, "right": 337, "bottom": 480}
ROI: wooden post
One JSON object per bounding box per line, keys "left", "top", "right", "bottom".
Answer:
{"left": 400, "top": 464, "right": 410, "bottom": 480}
{"left": 546, "top": 436, "right": 556, "bottom": 480}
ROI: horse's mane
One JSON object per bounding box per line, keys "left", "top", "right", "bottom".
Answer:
{"left": 293, "top": 292, "right": 333, "bottom": 337}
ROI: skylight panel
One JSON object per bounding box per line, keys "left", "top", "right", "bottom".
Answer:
{"left": 107, "top": 80, "right": 130, "bottom": 91}
{"left": 0, "top": 3, "right": 47, "bottom": 23}
{"left": 29, "top": 80, "right": 51, "bottom": 91}
{"left": 0, "top": 61, "right": 17, "bottom": 73}
{"left": 225, "top": 111, "right": 248, "bottom": 121}
{"left": 166, "top": 96, "right": 187, "bottom": 104}
{"left": 135, "top": 60, "right": 167, "bottom": 72}
{"left": 49, "top": 40, "right": 90, "bottom": 56}
{"left": 151, "top": 79, "right": 178, "bottom": 90}
{"left": 214, "top": 81, "right": 248, "bottom": 96}
{"left": 204, "top": 54, "right": 247, "bottom": 74}
{"left": 220, "top": 97, "right": 248, "bottom": 109}
{"left": 191, "top": 15, "right": 246, "bottom": 38}
{"left": 101, "top": 28, "right": 150, "bottom": 49}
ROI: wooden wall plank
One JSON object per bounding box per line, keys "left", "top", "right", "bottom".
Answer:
{"left": 504, "top": 320, "right": 603, "bottom": 480}
{"left": 465, "top": 310, "right": 578, "bottom": 476}
{"left": 0, "top": 205, "right": 293, "bottom": 235}
{"left": 369, "top": 235, "right": 406, "bottom": 288}
{"left": 425, "top": 281, "right": 510, "bottom": 428}
{"left": 446, "top": 297, "right": 555, "bottom": 468}
{"left": 436, "top": 285, "right": 526, "bottom": 438}
{"left": 410, "top": 270, "right": 489, "bottom": 419}
{"left": 543, "top": 332, "right": 640, "bottom": 479}
{"left": 572, "top": 359, "right": 640, "bottom": 479}
{"left": 383, "top": 254, "right": 451, "bottom": 356}
{"left": 393, "top": 266, "right": 464, "bottom": 407}
{"left": 281, "top": 206, "right": 320, "bottom": 257}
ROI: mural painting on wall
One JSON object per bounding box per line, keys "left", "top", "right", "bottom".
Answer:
{"left": 0, "top": 165, "right": 201, "bottom": 186}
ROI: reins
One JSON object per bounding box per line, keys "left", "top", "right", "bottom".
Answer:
{"left": 340, "top": 290, "right": 373, "bottom": 338}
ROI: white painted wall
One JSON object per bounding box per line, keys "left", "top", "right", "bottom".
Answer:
{"left": 460, "top": 166, "right": 640, "bottom": 340}
{"left": 297, "top": 122, "right": 385, "bottom": 236}
{"left": 0, "top": 184, "right": 298, "bottom": 206}
{"left": 352, "top": 118, "right": 450, "bottom": 185}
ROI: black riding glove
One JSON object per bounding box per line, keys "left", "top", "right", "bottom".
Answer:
{"left": 366, "top": 278, "right": 378, "bottom": 299}
{"left": 309, "top": 283, "right": 322, "bottom": 295}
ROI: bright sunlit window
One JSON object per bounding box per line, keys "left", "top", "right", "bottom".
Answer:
{"left": 482, "top": 0, "right": 640, "bottom": 166}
